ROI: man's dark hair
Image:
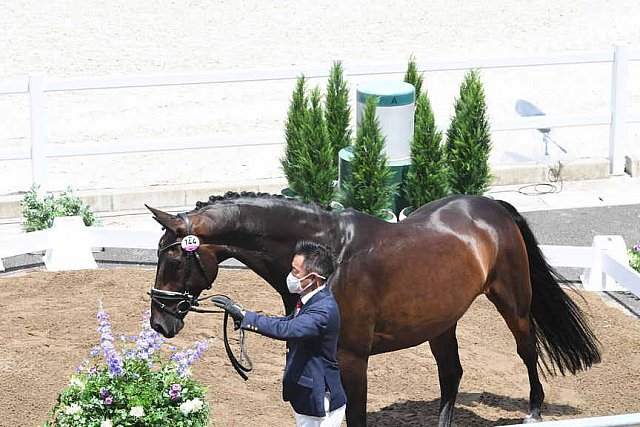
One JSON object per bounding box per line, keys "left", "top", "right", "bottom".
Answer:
{"left": 294, "top": 240, "right": 337, "bottom": 279}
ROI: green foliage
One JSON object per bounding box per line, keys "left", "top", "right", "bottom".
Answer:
{"left": 629, "top": 244, "right": 640, "bottom": 273}
{"left": 325, "top": 60, "right": 352, "bottom": 162}
{"left": 343, "top": 96, "right": 395, "bottom": 218}
{"left": 445, "top": 69, "right": 493, "bottom": 195}
{"left": 404, "top": 55, "right": 423, "bottom": 99}
{"left": 295, "top": 87, "right": 337, "bottom": 205}
{"left": 42, "top": 306, "right": 211, "bottom": 427}
{"left": 404, "top": 92, "right": 450, "bottom": 208}
{"left": 21, "top": 186, "right": 100, "bottom": 232}
{"left": 281, "top": 75, "right": 309, "bottom": 193}
{"left": 44, "top": 360, "right": 209, "bottom": 427}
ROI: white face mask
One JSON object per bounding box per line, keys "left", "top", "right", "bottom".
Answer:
{"left": 286, "top": 272, "right": 313, "bottom": 294}
{"left": 286, "top": 272, "right": 327, "bottom": 294}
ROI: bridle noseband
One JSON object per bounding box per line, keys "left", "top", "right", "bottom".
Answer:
{"left": 149, "top": 212, "right": 216, "bottom": 317}
{"left": 149, "top": 211, "right": 254, "bottom": 380}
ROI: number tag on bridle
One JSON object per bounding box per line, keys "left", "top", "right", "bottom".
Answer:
{"left": 181, "top": 235, "right": 200, "bottom": 252}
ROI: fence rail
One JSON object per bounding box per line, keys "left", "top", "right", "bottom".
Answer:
{"left": 1, "top": 47, "right": 640, "bottom": 190}
{"left": 511, "top": 412, "right": 640, "bottom": 427}
{"left": 2, "top": 220, "right": 639, "bottom": 299}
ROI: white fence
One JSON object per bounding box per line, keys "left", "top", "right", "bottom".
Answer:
{"left": 2, "top": 218, "right": 639, "bottom": 300}
{"left": 1, "top": 46, "right": 640, "bottom": 193}
{"left": 512, "top": 412, "right": 640, "bottom": 427}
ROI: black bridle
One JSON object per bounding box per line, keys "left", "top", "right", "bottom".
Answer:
{"left": 149, "top": 212, "right": 253, "bottom": 380}
{"left": 148, "top": 212, "right": 215, "bottom": 317}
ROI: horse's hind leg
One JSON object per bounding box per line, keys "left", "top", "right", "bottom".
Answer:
{"left": 486, "top": 282, "right": 544, "bottom": 423}
{"left": 429, "top": 325, "right": 464, "bottom": 427}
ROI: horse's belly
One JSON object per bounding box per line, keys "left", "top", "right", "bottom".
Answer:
{"left": 369, "top": 316, "right": 462, "bottom": 355}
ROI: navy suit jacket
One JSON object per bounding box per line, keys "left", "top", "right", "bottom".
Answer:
{"left": 240, "top": 286, "right": 347, "bottom": 417}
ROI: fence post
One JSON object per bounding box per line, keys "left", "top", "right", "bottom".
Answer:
{"left": 609, "top": 45, "right": 629, "bottom": 175}
{"left": 582, "top": 235, "right": 627, "bottom": 291}
{"left": 28, "top": 74, "right": 48, "bottom": 194}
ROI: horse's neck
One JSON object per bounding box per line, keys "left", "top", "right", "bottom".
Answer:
{"left": 203, "top": 201, "right": 345, "bottom": 290}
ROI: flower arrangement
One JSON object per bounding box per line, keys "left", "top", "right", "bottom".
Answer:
{"left": 43, "top": 302, "right": 214, "bottom": 427}
{"left": 629, "top": 244, "right": 640, "bottom": 273}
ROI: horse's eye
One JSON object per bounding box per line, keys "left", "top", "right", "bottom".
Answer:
{"left": 167, "top": 256, "right": 181, "bottom": 266}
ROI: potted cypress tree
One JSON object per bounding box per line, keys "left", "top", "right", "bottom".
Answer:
{"left": 325, "top": 60, "right": 352, "bottom": 166}
{"left": 281, "top": 75, "right": 309, "bottom": 197}
{"left": 325, "top": 60, "right": 352, "bottom": 211}
{"left": 294, "top": 87, "right": 337, "bottom": 206}
{"left": 404, "top": 55, "right": 423, "bottom": 99}
{"left": 343, "top": 96, "right": 396, "bottom": 221}
{"left": 401, "top": 92, "right": 450, "bottom": 219}
{"left": 445, "top": 69, "right": 493, "bottom": 195}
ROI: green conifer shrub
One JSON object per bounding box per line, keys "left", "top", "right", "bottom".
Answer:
{"left": 325, "top": 60, "right": 352, "bottom": 164}
{"left": 295, "top": 87, "right": 337, "bottom": 205}
{"left": 404, "top": 92, "right": 450, "bottom": 209}
{"left": 343, "top": 96, "right": 395, "bottom": 218}
{"left": 404, "top": 55, "right": 423, "bottom": 100}
{"left": 445, "top": 69, "right": 493, "bottom": 195}
{"left": 281, "top": 75, "right": 309, "bottom": 194}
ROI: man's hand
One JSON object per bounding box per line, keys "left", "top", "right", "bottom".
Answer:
{"left": 212, "top": 296, "right": 245, "bottom": 329}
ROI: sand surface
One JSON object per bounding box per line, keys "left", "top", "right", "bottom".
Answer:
{"left": 1, "top": 268, "right": 639, "bottom": 426}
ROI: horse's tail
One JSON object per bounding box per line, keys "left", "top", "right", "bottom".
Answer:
{"left": 496, "top": 199, "right": 601, "bottom": 376}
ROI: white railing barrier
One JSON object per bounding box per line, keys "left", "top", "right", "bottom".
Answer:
{"left": 1, "top": 224, "right": 639, "bottom": 301}
{"left": 512, "top": 412, "right": 640, "bottom": 427}
{"left": 609, "top": 46, "right": 629, "bottom": 175}
{"left": 1, "top": 47, "right": 640, "bottom": 192}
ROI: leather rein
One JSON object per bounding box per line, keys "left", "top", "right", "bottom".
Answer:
{"left": 148, "top": 212, "right": 253, "bottom": 380}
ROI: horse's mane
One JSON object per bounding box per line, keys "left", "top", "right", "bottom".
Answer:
{"left": 191, "top": 191, "right": 331, "bottom": 213}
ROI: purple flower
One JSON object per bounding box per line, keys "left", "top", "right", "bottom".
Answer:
{"left": 97, "top": 301, "right": 124, "bottom": 377}
{"left": 104, "top": 396, "right": 114, "bottom": 405}
{"left": 633, "top": 244, "right": 640, "bottom": 253}
{"left": 170, "top": 338, "right": 216, "bottom": 377}
{"left": 131, "top": 311, "right": 165, "bottom": 364}
{"left": 171, "top": 383, "right": 182, "bottom": 392}
{"left": 169, "top": 389, "right": 180, "bottom": 401}
{"left": 100, "top": 387, "right": 109, "bottom": 398}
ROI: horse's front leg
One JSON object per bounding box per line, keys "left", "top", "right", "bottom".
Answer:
{"left": 429, "top": 325, "right": 464, "bottom": 427}
{"left": 338, "top": 347, "right": 370, "bottom": 427}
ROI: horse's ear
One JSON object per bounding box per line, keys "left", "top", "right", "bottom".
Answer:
{"left": 146, "top": 205, "right": 180, "bottom": 231}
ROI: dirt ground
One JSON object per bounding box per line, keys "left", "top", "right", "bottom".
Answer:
{"left": 1, "top": 268, "right": 639, "bottom": 426}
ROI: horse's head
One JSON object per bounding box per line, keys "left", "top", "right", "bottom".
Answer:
{"left": 146, "top": 206, "right": 220, "bottom": 338}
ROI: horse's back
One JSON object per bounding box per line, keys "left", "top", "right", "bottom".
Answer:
{"left": 401, "top": 195, "right": 506, "bottom": 224}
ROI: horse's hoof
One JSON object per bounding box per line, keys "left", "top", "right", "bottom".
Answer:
{"left": 522, "top": 414, "right": 542, "bottom": 424}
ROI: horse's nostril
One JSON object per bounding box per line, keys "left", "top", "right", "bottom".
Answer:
{"left": 151, "top": 321, "right": 170, "bottom": 337}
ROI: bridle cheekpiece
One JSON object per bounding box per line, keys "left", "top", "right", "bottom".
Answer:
{"left": 149, "top": 212, "right": 215, "bottom": 317}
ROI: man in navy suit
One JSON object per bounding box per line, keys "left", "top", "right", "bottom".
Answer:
{"left": 213, "top": 241, "right": 347, "bottom": 427}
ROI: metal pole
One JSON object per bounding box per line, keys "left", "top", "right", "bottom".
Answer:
{"left": 609, "top": 45, "right": 629, "bottom": 175}
{"left": 28, "top": 74, "right": 47, "bottom": 194}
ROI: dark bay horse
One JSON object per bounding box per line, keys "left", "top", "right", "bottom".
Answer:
{"left": 148, "top": 192, "right": 601, "bottom": 426}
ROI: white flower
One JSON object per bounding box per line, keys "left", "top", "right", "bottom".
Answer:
{"left": 64, "top": 403, "right": 83, "bottom": 415}
{"left": 68, "top": 376, "right": 85, "bottom": 390}
{"left": 129, "top": 406, "right": 145, "bottom": 417}
{"left": 180, "top": 398, "right": 204, "bottom": 415}
{"left": 101, "top": 420, "right": 113, "bottom": 427}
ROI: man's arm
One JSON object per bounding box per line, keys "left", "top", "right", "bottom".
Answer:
{"left": 241, "top": 308, "right": 329, "bottom": 341}
{"left": 212, "top": 295, "right": 327, "bottom": 339}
